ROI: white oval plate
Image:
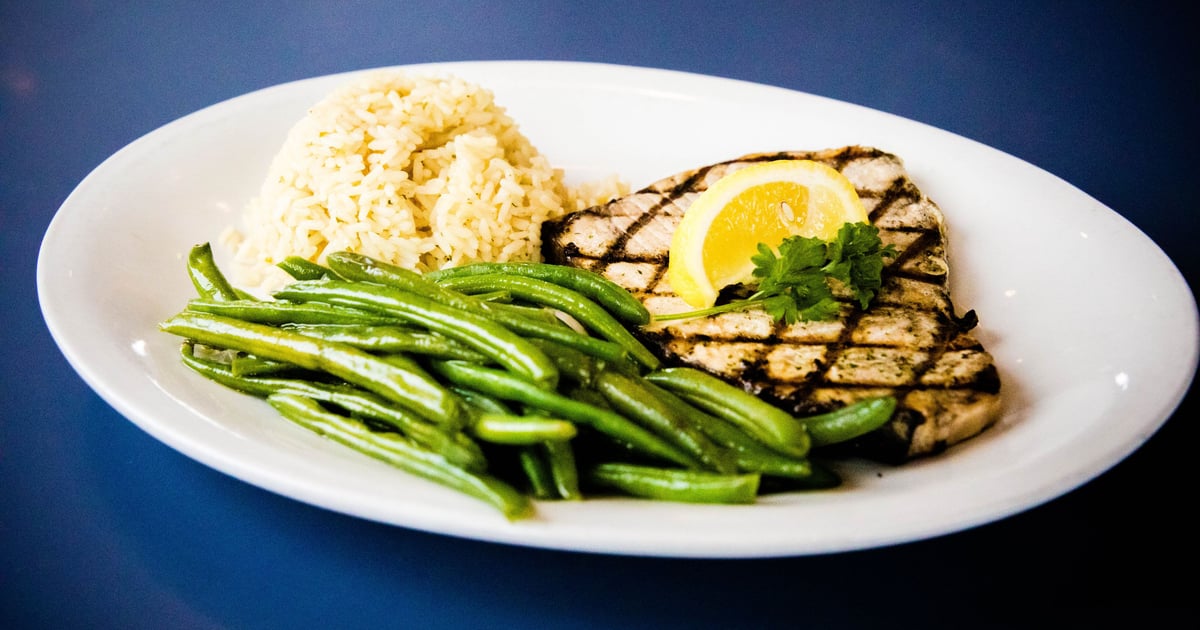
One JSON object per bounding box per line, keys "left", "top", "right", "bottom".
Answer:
{"left": 38, "top": 61, "right": 1198, "bottom": 558}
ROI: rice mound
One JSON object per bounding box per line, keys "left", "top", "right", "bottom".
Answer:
{"left": 222, "top": 70, "right": 624, "bottom": 291}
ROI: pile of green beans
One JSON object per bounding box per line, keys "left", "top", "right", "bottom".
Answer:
{"left": 161, "top": 243, "right": 898, "bottom": 519}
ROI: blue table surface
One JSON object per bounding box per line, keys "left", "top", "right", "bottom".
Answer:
{"left": 4, "top": 2, "right": 1198, "bottom": 627}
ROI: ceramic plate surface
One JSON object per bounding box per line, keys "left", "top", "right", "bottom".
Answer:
{"left": 38, "top": 61, "right": 1199, "bottom": 557}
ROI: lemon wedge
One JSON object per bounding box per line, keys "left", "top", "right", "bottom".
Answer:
{"left": 667, "top": 159, "right": 868, "bottom": 308}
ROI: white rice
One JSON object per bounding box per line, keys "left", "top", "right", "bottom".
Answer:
{"left": 221, "top": 70, "right": 626, "bottom": 292}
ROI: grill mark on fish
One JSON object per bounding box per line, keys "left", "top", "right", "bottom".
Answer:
{"left": 802, "top": 304, "right": 869, "bottom": 401}
{"left": 864, "top": 177, "right": 915, "bottom": 224}
{"left": 543, "top": 146, "right": 1002, "bottom": 463}
{"left": 594, "top": 196, "right": 672, "bottom": 268}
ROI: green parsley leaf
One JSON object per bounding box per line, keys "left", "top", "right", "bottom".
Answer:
{"left": 655, "top": 222, "right": 896, "bottom": 324}
{"left": 824, "top": 222, "right": 898, "bottom": 309}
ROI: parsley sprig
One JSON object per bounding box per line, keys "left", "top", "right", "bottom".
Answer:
{"left": 656, "top": 222, "right": 897, "bottom": 324}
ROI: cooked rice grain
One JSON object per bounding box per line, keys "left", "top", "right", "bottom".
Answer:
{"left": 222, "top": 70, "right": 625, "bottom": 291}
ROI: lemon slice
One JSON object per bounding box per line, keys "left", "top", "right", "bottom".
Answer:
{"left": 667, "top": 159, "right": 867, "bottom": 308}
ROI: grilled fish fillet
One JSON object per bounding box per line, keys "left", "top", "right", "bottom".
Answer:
{"left": 542, "top": 146, "right": 1001, "bottom": 464}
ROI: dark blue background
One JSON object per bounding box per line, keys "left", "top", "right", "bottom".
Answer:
{"left": 4, "top": 2, "right": 1196, "bottom": 627}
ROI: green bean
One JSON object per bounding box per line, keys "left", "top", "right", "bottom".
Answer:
{"left": 484, "top": 301, "right": 567, "bottom": 327}
{"left": 804, "top": 396, "right": 898, "bottom": 447}
{"left": 642, "top": 381, "right": 812, "bottom": 479}
{"left": 282, "top": 323, "right": 489, "bottom": 361}
{"left": 187, "top": 298, "right": 399, "bottom": 325}
{"left": 438, "top": 273, "right": 660, "bottom": 370}
{"left": 586, "top": 463, "right": 760, "bottom": 505}
{"left": 267, "top": 392, "right": 530, "bottom": 520}
{"left": 525, "top": 338, "right": 600, "bottom": 386}
{"left": 324, "top": 252, "right": 628, "bottom": 364}
{"left": 273, "top": 280, "right": 559, "bottom": 390}
{"left": 429, "top": 360, "right": 700, "bottom": 469}
{"left": 452, "top": 387, "right": 513, "bottom": 415}
{"left": 187, "top": 242, "right": 239, "bottom": 301}
{"left": 646, "top": 367, "right": 810, "bottom": 458}
{"left": 566, "top": 385, "right": 614, "bottom": 410}
{"left": 758, "top": 460, "right": 842, "bottom": 493}
{"left": 518, "top": 447, "right": 557, "bottom": 500}
{"left": 487, "top": 309, "right": 630, "bottom": 365}
{"left": 160, "top": 311, "right": 464, "bottom": 428}
{"left": 230, "top": 354, "right": 301, "bottom": 377}
{"left": 376, "top": 351, "right": 440, "bottom": 380}
{"left": 180, "top": 341, "right": 309, "bottom": 397}
{"left": 470, "top": 290, "right": 512, "bottom": 302}
{"left": 326, "top": 251, "right": 478, "bottom": 309}
{"left": 543, "top": 439, "right": 582, "bottom": 500}
{"left": 593, "top": 371, "right": 737, "bottom": 474}
{"left": 470, "top": 413, "right": 577, "bottom": 444}
{"left": 179, "top": 344, "right": 486, "bottom": 471}
{"left": 427, "top": 261, "right": 651, "bottom": 326}
{"left": 277, "top": 256, "right": 344, "bottom": 281}
{"left": 351, "top": 411, "right": 485, "bottom": 475}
